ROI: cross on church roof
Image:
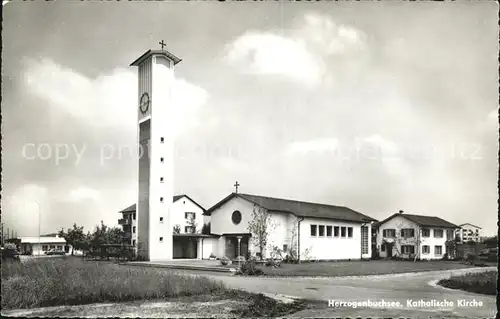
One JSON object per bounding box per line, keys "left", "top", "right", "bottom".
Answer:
{"left": 234, "top": 181, "right": 240, "bottom": 193}
{"left": 159, "top": 40, "right": 167, "bottom": 50}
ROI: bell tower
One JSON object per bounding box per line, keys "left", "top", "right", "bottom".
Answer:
{"left": 130, "top": 42, "right": 182, "bottom": 261}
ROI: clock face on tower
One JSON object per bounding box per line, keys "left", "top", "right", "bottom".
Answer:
{"left": 139, "top": 92, "right": 150, "bottom": 114}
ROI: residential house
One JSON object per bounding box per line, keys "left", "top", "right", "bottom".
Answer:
{"left": 456, "top": 223, "right": 481, "bottom": 243}
{"left": 375, "top": 211, "right": 459, "bottom": 260}
{"left": 118, "top": 194, "right": 210, "bottom": 259}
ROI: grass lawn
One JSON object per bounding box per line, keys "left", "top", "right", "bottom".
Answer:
{"left": 1, "top": 257, "right": 305, "bottom": 317}
{"left": 437, "top": 270, "right": 497, "bottom": 295}
{"left": 256, "top": 260, "right": 482, "bottom": 277}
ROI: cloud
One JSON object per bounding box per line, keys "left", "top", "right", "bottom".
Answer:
{"left": 67, "top": 186, "right": 100, "bottom": 202}
{"left": 226, "top": 32, "right": 322, "bottom": 85}
{"left": 22, "top": 58, "right": 208, "bottom": 136}
{"left": 487, "top": 108, "right": 498, "bottom": 123}
{"left": 225, "top": 13, "right": 364, "bottom": 86}
{"left": 286, "top": 137, "right": 339, "bottom": 155}
{"left": 4, "top": 184, "right": 49, "bottom": 236}
{"left": 361, "top": 135, "right": 409, "bottom": 176}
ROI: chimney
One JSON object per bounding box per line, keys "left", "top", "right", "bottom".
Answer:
{"left": 399, "top": 210, "right": 404, "bottom": 214}
{"left": 55, "top": 234, "right": 59, "bottom": 238}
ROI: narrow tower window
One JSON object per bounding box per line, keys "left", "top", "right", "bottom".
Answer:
{"left": 160, "top": 137, "right": 164, "bottom": 143}
{"left": 160, "top": 217, "right": 164, "bottom": 223}
{"left": 159, "top": 237, "right": 163, "bottom": 243}
{"left": 160, "top": 157, "right": 164, "bottom": 163}
{"left": 160, "top": 177, "right": 164, "bottom": 183}
{"left": 160, "top": 197, "right": 164, "bottom": 202}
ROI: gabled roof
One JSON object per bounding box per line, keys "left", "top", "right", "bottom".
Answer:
{"left": 205, "top": 193, "right": 377, "bottom": 223}
{"left": 378, "top": 213, "right": 459, "bottom": 229}
{"left": 19, "top": 237, "right": 66, "bottom": 244}
{"left": 118, "top": 195, "right": 205, "bottom": 214}
{"left": 130, "top": 49, "right": 182, "bottom": 66}
{"left": 458, "top": 223, "right": 482, "bottom": 229}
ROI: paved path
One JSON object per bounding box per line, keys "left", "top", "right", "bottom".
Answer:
{"left": 183, "top": 267, "right": 497, "bottom": 318}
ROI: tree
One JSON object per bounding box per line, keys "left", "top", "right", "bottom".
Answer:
{"left": 187, "top": 215, "right": 197, "bottom": 234}
{"left": 58, "top": 223, "right": 86, "bottom": 255}
{"left": 482, "top": 235, "right": 498, "bottom": 248}
{"left": 173, "top": 224, "right": 181, "bottom": 234}
{"left": 201, "top": 222, "right": 211, "bottom": 235}
{"left": 247, "top": 205, "right": 276, "bottom": 260}
{"left": 90, "top": 221, "right": 124, "bottom": 249}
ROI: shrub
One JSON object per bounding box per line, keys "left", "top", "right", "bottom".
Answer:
{"left": 236, "top": 260, "right": 264, "bottom": 276}
{"left": 219, "top": 256, "right": 230, "bottom": 266}
{"left": 438, "top": 271, "right": 496, "bottom": 295}
{"left": 209, "top": 253, "right": 216, "bottom": 259}
{"left": 283, "top": 255, "right": 298, "bottom": 264}
{"left": 231, "top": 292, "right": 305, "bottom": 317}
{"left": 1, "top": 258, "right": 226, "bottom": 309}
{"left": 264, "top": 259, "right": 281, "bottom": 268}
{"left": 4, "top": 243, "right": 17, "bottom": 250}
{"left": 235, "top": 255, "right": 246, "bottom": 262}
{"left": 464, "top": 253, "right": 477, "bottom": 263}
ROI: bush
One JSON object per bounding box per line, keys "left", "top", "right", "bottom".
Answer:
{"left": 236, "top": 261, "right": 264, "bottom": 276}
{"left": 264, "top": 259, "right": 281, "bottom": 268}
{"left": 4, "top": 243, "right": 17, "bottom": 250}
{"left": 209, "top": 253, "right": 216, "bottom": 259}
{"left": 464, "top": 253, "right": 477, "bottom": 263}
{"left": 1, "top": 258, "right": 226, "bottom": 309}
{"left": 438, "top": 271, "right": 496, "bottom": 295}
{"left": 219, "top": 256, "right": 230, "bottom": 266}
{"left": 235, "top": 255, "right": 246, "bottom": 262}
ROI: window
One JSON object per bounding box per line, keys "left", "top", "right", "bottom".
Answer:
{"left": 160, "top": 177, "right": 164, "bottom": 183}
{"left": 160, "top": 137, "right": 164, "bottom": 143}
{"left": 347, "top": 227, "right": 353, "bottom": 238}
{"left": 422, "top": 245, "right": 430, "bottom": 254}
{"left": 160, "top": 217, "right": 164, "bottom": 223}
{"left": 319, "top": 225, "right": 325, "bottom": 237}
{"left": 132, "top": 240, "right": 136, "bottom": 246}
{"left": 159, "top": 237, "right": 163, "bottom": 243}
{"left": 334, "top": 226, "right": 339, "bottom": 237}
{"left": 446, "top": 230, "right": 454, "bottom": 239}
{"left": 57, "top": 245, "right": 63, "bottom": 251}
{"left": 160, "top": 197, "right": 164, "bottom": 202}
{"left": 185, "top": 212, "right": 195, "bottom": 220}
{"left": 283, "top": 244, "right": 288, "bottom": 252}
{"left": 382, "top": 229, "right": 396, "bottom": 238}
{"left": 231, "top": 211, "right": 242, "bottom": 225}
{"left": 50, "top": 245, "right": 55, "bottom": 249}
{"left": 422, "top": 228, "right": 430, "bottom": 237}
{"left": 341, "top": 227, "right": 347, "bottom": 238}
{"left": 434, "top": 245, "right": 442, "bottom": 255}
{"left": 401, "top": 228, "right": 415, "bottom": 238}
{"left": 133, "top": 213, "right": 136, "bottom": 220}
{"left": 361, "top": 226, "right": 369, "bottom": 254}
{"left": 160, "top": 157, "right": 164, "bottom": 163}
{"left": 326, "top": 226, "right": 332, "bottom": 237}
{"left": 310, "top": 225, "right": 317, "bottom": 236}
{"left": 42, "top": 245, "right": 48, "bottom": 251}
{"left": 381, "top": 244, "right": 386, "bottom": 252}
{"left": 401, "top": 245, "right": 415, "bottom": 255}
{"left": 185, "top": 226, "right": 195, "bottom": 234}
{"left": 133, "top": 226, "right": 136, "bottom": 233}
{"left": 434, "top": 229, "right": 443, "bottom": 238}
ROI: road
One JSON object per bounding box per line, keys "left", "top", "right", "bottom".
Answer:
{"left": 184, "top": 267, "right": 497, "bottom": 318}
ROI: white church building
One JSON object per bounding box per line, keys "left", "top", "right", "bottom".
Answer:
{"left": 204, "top": 192, "right": 376, "bottom": 261}
{"left": 126, "top": 44, "right": 377, "bottom": 262}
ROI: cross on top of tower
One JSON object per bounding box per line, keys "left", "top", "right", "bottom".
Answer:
{"left": 234, "top": 181, "right": 240, "bottom": 193}
{"left": 159, "top": 40, "right": 167, "bottom": 50}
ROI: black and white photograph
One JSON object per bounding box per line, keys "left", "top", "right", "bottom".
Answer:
{"left": 1, "top": 1, "right": 498, "bottom": 318}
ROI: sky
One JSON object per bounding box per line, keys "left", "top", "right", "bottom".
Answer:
{"left": 1, "top": 1, "right": 498, "bottom": 237}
